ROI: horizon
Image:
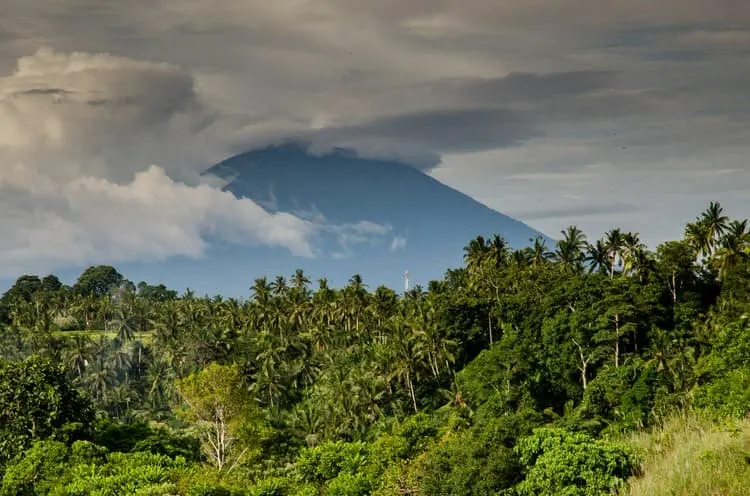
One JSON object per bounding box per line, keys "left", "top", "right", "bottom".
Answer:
{"left": 0, "top": 195, "right": 736, "bottom": 298}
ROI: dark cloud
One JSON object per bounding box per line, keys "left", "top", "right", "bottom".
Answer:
{"left": 332, "top": 107, "right": 540, "bottom": 152}
{"left": 16, "top": 88, "right": 74, "bottom": 96}
{"left": 457, "top": 71, "right": 618, "bottom": 102}
{"left": 265, "top": 70, "right": 645, "bottom": 170}
{"left": 509, "top": 201, "right": 642, "bottom": 221}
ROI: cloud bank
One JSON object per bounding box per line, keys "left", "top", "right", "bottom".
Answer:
{"left": 0, "top": 164, "right": 316, "bottom": 277}
{"left": 0, "top": 48, "right": 324, "bottom": 276}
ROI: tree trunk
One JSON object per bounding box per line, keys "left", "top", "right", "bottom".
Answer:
{"left": 671, "top": 271, "right": 678, "bottom": 324}
{"left": 573, "top": 338, "right": 589, "bottom": 389}
{"left": 581, "top": 362, "right": 588, "bottom": 390}
{"left": 407, "top": 371, "right": 418, "bottom": 412}
{"left": 614, "top": 312, "right": 620, "bottom": 368}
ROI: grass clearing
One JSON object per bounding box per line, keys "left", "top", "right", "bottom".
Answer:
{"left": 622, "top": 413, "right": 750, "bottom": 495}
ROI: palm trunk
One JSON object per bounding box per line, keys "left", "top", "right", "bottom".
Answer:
{"left": 407, "top": 371, "right": 418, "bottom": 412}
{"left": 671, "top": 271, "right": 678, "bottom": 322}
{"left": 614, "top": 312, "right": 620, "bottom": 368}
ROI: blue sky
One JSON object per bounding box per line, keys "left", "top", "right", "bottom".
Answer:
{"left": 0, "top": 0, "right": 749, "bottom": 281}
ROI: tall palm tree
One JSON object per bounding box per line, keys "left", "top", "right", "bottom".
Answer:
{"left": 85, "top": 355, "right": 116, "bottom": 403}
{"left": 585, "top": 240, "right": 610, "bottom": 274}
{"left": 684, "top": 220, "right": 712, "bottom": 259}
{"left": 387, "top": 315, "right": 421, "bottom": 412}
{"left": 250, "top": 277, "right": 272, "bottom": 305}
{"left": 291, "top": 269, "right": 311, "bottom": 292}
{"left": 554, "top": 226, "right": 587, "bottom": 273}
{"left": 713, "top": 219, "right": 750, "bottom": 279}
{"left": 528, "top": 236, "right": 554, "bottom": 267}
{"left": 463, "top": 235, "right": 488, "bottom": 273}
{"left": 486, "top": 235, "right": 509, "bottom": 269}
{"left": 66, "top": 335, "right": 95, "bottom": 378}
{"left": 701, "top": 201, "right": 729, "bottom": 251}
{"left": 604, "top": 228, "right": 624, "bottom": 277}
{"left": 270, "top": 276, "right": 288, "bottom": 297}
{"left": 621, "top": 232, "right": 647, "bottom": 276}
{"left": 112, "top": 308, "right": 136, "bottom": 343}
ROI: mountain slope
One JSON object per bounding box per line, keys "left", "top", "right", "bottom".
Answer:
{"left": 197, "top": 145, "right": 549, "bottom": 291}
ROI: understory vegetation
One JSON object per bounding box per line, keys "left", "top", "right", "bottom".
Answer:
{"left": 1, "top": 201, "right": 750, "bottom": 494}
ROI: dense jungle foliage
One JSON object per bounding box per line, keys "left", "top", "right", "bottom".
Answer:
{"left": 1, "top": 201, "right": 750, "bottom": 495}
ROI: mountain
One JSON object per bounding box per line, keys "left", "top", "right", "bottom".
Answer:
{"left": 195, "top": 145, "right": 549, "bottom": 292}
{"left": 2, "top": 145, "right": 550, "bottom": 297}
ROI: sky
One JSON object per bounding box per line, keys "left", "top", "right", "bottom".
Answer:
{"left": 1, "top": 0, "right": 749, "bottom": 280}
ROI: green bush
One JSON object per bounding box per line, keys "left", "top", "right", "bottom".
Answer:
{"left": 514, "top": 428, "right": 639, "bottom": 496}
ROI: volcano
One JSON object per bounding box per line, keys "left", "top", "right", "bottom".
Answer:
{"left": 50, "top": 145, "right": 549, "bottom": 296}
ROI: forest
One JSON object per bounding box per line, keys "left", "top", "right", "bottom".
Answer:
{"left": 1, "top": 201, "right": 750, "bottom": 495}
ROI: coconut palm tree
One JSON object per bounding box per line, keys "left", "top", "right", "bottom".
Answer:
{"left": 701, "top": 201, "right": 729, "bottom": 250}
{"left": 684, "top": 220, "right": 712, "bottom": 259}
{"left": 112, "top": 308, "right": 136, "bottom": 343}
{"left": 291, "top": 269, "right": 311, "bottom": 291}
{"left": 271, "top": 276, "right": 288, "bottom": 297}
{"left": 463, "top": 235, "right": 489, "bottom": 273}
{"left": 604, "top": 228, "right": 624, "bottom": 277}
{"left": 66, "top": 335, "right": 95, "bottom": 378}
{"left": 554, "top": 226, "right": 587, "bottom": 273}
{"left": 621, "top": 232, "right": 646, "bottom": 276}
{"left": 486, "top": 234, "right": 509, "bottom": 269}
{"left": 585, "top": 240, "right": 610, "bottom": 275}
{"left": 528, "top": 236, "right": 554, "bottom": 267}
{"left": 713, "top": 219, "right": 750, "bottom": 279}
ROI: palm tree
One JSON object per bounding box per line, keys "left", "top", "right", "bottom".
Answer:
{"left": 387, "top": 316, "right": 420, "bottom": 412}
{"left": 250, "top": 277, "right": 272, "bottom": 305}
{"left": 85, "top": 355, "right": 116, "bottom": 403}
{"left": 289, "top": 404, "right": 325, "bottom": 447}
{"left": 621, "top": 232, "right": 646, "bottom": 276}
{"left": 512, "top": 249, "right": 531, "bottom": 268}
{"left": 291, "top": 269, "right": 311, "bottom": 291}
{"left": 112, "top": 308, "right": 136, "bottom": 343}
{"left": 271, "top": 276, "right": 288, "bottom": 296}
{"left": 604, "top": 228, "right": 624, "bottom": 277}
{"left": 463, "top": 235, "right": 488, "bottom": 273}
{"left": 701, "top": 201, "right": 729, "bottom": 251}
{"left": 554, "top": 226, "right": 587, "bottom": 273}
{"left": 684, "top": 220, "right": 712, "bottom": 259}
{"left": 585, "top": 240, "right": 610, "bottom": 274}
{"left": 66, "top": 335, "right": 94, "bottom": 377}
{"left": 486, "top": 235, "right": 509, "bottom": 269}
{"left": 713, "top": 219, "right": 750, "bottom": 279}
{"left": 528, "top": 236, "right": 554, "bottom": 267}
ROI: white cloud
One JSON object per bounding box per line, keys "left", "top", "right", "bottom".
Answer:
{"left": 390, "top": 236, "right": 407, "bottom": 251}
{"left": 0, "top": 48, "right": 234, "bottom": 184}
{"left": 0, "top": 164, "right": 316, "bottom": 277}
{"left": 0, "top": 48, "right": 325, "bottom": 276}
{"left": 324, "top": 220, "right": 393, "bottom": 259}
